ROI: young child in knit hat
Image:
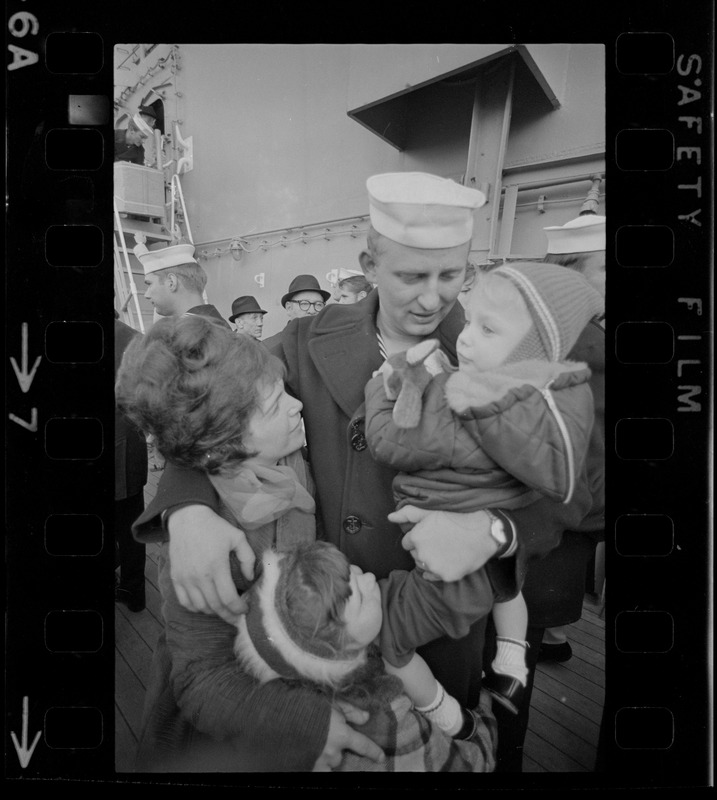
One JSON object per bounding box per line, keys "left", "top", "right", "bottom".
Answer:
{"left": 234, "top": 541, "right": 499, "bottom": 772}
{"left": 362, "top": 260, "right": 604, "bottom": 720}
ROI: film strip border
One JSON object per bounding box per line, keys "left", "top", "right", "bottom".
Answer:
{"left": 605, "top": 26, "right": 712, "bottom": 786}
{"left": 4, "top": 5, "right": 713, "bottom": 788}
{"left": 6, "top": 11, "right": 116, "bottom": 781}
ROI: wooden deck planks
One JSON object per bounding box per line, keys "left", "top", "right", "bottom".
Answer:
{"left": 527, "top": 705, "right": 596, "bottom": 770}
{"left": 115, "top": 703, "right": 138, "bottom": 774}
{"left": 526, "top": 604, "right": 605, "bottom": 772}
{"left": 565, "top": 635, "right": 606, "bottom": 673}
{"left": 533, "top": 668, "right": 603, "bottom": 721}
{"left": 524, "top": 726, "right": 587, "bottom": 772}
{"left": 530, "top": 683, "right": 601, "bottom": 743}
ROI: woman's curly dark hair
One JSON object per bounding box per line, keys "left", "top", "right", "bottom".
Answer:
{"left": 115, "top": 315, "right": 284, "bottom": 474}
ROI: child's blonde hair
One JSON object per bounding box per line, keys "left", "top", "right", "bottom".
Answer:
{"left": 470, "top": 268, "right": 528, "bottom": 315}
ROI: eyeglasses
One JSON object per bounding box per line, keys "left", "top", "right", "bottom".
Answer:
{"left": 293, "top": 300, "right": 325, "bottom": 312}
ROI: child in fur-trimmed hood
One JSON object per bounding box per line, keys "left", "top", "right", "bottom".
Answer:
{"left": 234, "top": 541, "right": 499, "bottom": 772}
{"left": 364, "top": 260, "right": 604, "bottom": 719}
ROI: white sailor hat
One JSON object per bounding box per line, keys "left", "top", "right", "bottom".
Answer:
{"left": 367, "top": 172, "right": 486, "bottom": 249}
{"left": 131, "top": 112, "right": 154, "bottom": 138}
{"left": 326, "top": 267, "right": 366, "bottom": 287}
{"left": 133, "top": 242, "right": 197, "bottom": 274}
{"left": 544, "top": 213, "right": 606, "bottom": 254}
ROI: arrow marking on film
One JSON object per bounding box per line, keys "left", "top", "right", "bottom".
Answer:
{"left": 10, "top": 323, "right": 42, "bottom": 393}
{"left": 11, "top": 696, "right": 42, "bottom": 769}
{"left": 9, "top": 408, "right": 38, "bottom": 432}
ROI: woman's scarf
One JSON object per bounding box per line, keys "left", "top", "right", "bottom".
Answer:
{"left": 208, "top": 452, "right": 315, "bottom": 531}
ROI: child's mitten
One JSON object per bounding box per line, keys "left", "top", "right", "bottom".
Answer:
{"left": 382, "top": 338, "right": 447, "bottom": 428}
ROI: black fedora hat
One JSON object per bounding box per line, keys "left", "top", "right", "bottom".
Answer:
{"left": 281, "top": 274, "right": 331, "bottom": 307}
{"left": 138, "top": 104, "right": 158, "bottom": 120}
{"left": 229, "top": 295, "right": 267, "bottom": 322}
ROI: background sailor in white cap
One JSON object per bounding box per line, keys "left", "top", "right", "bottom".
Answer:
{"left": 114, "top": 111, "right": 156, "bottom": 166}
{"left": 134, "top": 172, "right": 598, "bottom": 770}
{"left": 327, "top": 267, "right": 373, "bottom": 303}
{"left": 134, "top": 242, "right": 230, "bottom": 328}
{"left": 543, "top": 211, "right": 606, "bottom": 296}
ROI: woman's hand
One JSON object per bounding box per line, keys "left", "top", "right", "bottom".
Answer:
{"left": 167, "top": 505, "right": 256, "bottom": 624}
{"left": 389, "top": 507, "right": 500, "bottom": 582}
{"left": 313, "top": 704, "right": 385, "bottom": 771}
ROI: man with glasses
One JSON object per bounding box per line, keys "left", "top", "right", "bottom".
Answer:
{"left": 263, "top": 274, "right": 331, "bottom": 349}
{"left": 282, "top": 274, "right": 331, "bottom": 319}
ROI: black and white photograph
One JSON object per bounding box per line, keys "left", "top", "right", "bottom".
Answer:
{"left": 113, "top": 42, "right": 608, "bottom": 775}
{"left": 5, "top": 3, "right": 713, "bottom": 791}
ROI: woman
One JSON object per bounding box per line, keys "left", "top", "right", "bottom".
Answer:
{"left": 116, "top": 314, "right": 496, "bottom": 772}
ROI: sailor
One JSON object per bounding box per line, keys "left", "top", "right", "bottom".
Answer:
{"left": 134, "top": 242, "right": 230, "bottom": 328}
{"left": 114, "top": 111, "right": 156, "bottom": 165}
{"left": 543, "top": 212, "right": 606, "bottom": 295}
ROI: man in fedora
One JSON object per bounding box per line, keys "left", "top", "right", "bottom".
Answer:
{"left": 282, "top": 274, "right": 331, "bottom": 320}
{"left": 134, "top": 242, "right": 230, "bottom": 328}
{"left": 137, "top": 104, "right": 158, "bottom": 131}
{"left": 229, "top": 295, "right": 267, "bottom": 340}
{"left": 262, "top": 273, "right": 331, "bottom": 349}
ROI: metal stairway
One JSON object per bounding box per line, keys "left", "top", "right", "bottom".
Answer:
{"left": 113, "top": 122, "right": 194, "bottom": 332}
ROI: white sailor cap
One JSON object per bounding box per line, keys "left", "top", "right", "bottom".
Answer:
{"left": 133, "top": 242, "right": 197, "bottom": 275}
{"left": 367, "top": 172, "right": 486, "bottom": 249}
{"left": 326, "top": 267, "right": 365, "bottom": 286}
{"left": 131, "top": 113, "right": 154, "bottom": 138}
{"left": 544, "top": 214, "right": 606, "bottom": 254}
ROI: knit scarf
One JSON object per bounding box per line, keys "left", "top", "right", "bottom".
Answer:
{"left": 208, "top": 454, "right": 315, "bottom": 531}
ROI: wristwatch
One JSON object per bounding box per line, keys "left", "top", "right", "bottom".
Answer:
{"left": 485, "top": 509, "right": 507, "bottom": 547}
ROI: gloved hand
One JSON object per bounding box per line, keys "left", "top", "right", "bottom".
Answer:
{"left": 381, "top": 339, "right": 448, "bottom": 428}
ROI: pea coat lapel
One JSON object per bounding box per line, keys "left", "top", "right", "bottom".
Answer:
{"left": 307, "top": 292, "right": 383, "bottom": 419}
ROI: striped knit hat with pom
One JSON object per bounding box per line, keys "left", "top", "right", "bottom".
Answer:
{"left": 234, "top": 549, "right": 367, "bottom": 687}
{"left": 492, "top": 261, "right": 604, "bottom": 363}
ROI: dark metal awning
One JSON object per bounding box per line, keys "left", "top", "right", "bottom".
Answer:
{"left": 347, "top": 44, "right": 565, "bottom": 151}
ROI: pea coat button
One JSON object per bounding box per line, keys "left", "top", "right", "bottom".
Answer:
{"left": 351, "top": 432, "right": 367, "bottom": 451}
{"left": 343, "top": 515, "right": 362, "bottom": 535}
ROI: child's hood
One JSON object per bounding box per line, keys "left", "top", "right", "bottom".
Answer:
{"left": 445, "top": 359, "right": 589, "bottom": 414}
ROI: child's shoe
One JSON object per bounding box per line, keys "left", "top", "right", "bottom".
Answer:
{"left": 482, "top": 672, "right": 525, "bottom": 715}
